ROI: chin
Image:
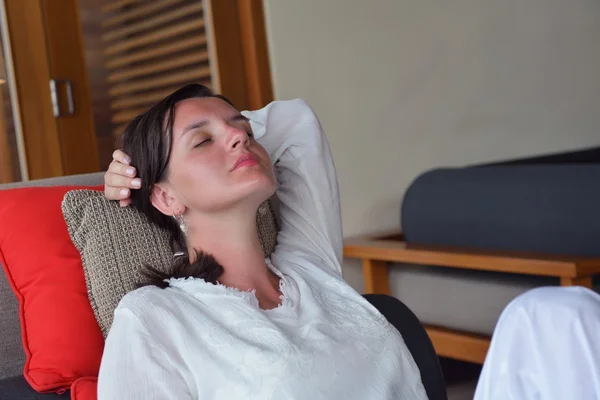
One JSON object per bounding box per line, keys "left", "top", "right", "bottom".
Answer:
{"left": 247, "top": 174, "right": 277, "bottom": 200}
{"left": 229, "top": 168, "right": 274, "bottom": 203}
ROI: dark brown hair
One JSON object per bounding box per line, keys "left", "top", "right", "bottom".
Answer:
{"left": 122, "top": 84, "right": 233, "bottom": 288}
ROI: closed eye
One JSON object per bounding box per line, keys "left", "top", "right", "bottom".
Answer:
{"left": 194, "top": 138, "right": 211, "bottom": 148}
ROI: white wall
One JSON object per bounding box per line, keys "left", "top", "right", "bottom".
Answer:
{"left": 262, "top": 0, "right": 600, "bottom": 290}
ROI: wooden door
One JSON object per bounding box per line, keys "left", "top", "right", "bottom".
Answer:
{"left": 3, "top": 0, "right": 99, "bottom": 180}
{"left": 42, "top": 0, "right": 100, "bottom": 176}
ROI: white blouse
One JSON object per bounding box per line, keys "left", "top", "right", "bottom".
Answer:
{"left": 97, "top": 99, "right": 427, "bottom": 400}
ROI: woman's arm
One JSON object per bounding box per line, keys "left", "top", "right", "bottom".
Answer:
{"left": 243, "top": 99, "right": 343, "bottom": 275}
{"left": 98, "top": 307, "right": 192, "bottom": 400}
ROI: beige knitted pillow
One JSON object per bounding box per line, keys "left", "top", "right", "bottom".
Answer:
{"left": 61, "top": 190, "right": 279, "bottom": 337}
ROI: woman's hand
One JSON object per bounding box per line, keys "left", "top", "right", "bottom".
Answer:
{"left": 104, "top": 149, "right": 141, "bottom": 207}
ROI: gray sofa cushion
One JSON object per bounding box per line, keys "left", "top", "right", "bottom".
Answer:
{"left": 0, "top": 268, "right": 24, "bottom": 380}
{"left": 0, "top": 172, "right": 105, "bottom": 190}
{"left": 0, "top": 173, "right": 104, "bottom": 381}
{"left": 0, "top": 376, "right": 69, "bottom": 399}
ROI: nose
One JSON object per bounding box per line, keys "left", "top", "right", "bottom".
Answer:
{"left": 227, "top": 126, "right": 249, "bottom": 150}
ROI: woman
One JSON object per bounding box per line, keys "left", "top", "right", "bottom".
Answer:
{"left": 474, "top": 285, "right": 600, "bottom": 400}
{"left": 100, "top": 84, "right": 428, "bottom": 399}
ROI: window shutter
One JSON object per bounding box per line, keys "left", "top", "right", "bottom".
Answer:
{"left": 101, "top": 0, "right": 211, "bottom": 135}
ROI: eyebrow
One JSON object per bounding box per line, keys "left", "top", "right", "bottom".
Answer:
{"left": 180, "top": 114, "right": 249, "bottom": 137}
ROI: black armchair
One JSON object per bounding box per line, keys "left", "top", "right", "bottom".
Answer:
{"left": 364, "top": 294, "right": 448, "bottom": 400}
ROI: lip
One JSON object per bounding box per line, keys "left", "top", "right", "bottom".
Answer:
{"left": 231, "top": 153, "right": 259, "bottom": 171}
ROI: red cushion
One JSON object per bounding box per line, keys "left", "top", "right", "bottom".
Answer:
{"left": 70, "top": 376, "right": 97, "bottom": 400}
{"left": 0, "top": 185, "right": 104, "bottom": 393}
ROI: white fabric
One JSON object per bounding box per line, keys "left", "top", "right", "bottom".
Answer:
{"left": 97, "top": 99, "right": 427, "bottom": 400}
{"left": 474, "top": 286, "right": 600, "bottom": 400}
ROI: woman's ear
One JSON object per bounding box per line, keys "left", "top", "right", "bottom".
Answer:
{"left": 150, "top": 183, "right": 185, "bottom": 216}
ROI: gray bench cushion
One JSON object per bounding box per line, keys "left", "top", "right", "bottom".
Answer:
{"left": 402, "top": 165, "right": 600, "bottom": 257}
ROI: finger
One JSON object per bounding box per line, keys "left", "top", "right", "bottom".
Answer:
{"left": 105, "top": 173, "right": 142, "bottom": 190}
{"left": 119, "top": 198, "right": 132, "bottom": 207}
{"left": 104, "top": 185, "right": 129, "bottom": 201}
{"left": 108, "top": 159, "right": 137, "bottom": 178}
{"left": 112, "top": 149, "right": 131, "bottom": 165}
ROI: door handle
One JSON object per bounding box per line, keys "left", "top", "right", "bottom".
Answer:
{"left": 49, "top": 79, "right": 75, "bottom": 117}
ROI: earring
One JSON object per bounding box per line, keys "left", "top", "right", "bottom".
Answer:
{"left": 173, "top": 211, "right": 187, "bottom": 234}
{"left": 173, "top": 251, "right": 186, "bottom": 259}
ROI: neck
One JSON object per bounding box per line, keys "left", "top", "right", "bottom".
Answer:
{"left": 184, "top": 209, "right": 274, "bottom": 292}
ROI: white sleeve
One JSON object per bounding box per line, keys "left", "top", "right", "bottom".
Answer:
{"left": 243, "top": 99, "right": 343, "bottom": 275}
{"left": 97, "top": 307, "right": 192, "bottom": 400}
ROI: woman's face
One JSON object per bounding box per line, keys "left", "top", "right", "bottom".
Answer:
{"left": 160, "top": 97, "right": 275, "bottom": 215}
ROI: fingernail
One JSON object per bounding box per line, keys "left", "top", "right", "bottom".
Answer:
{"left": 123, "top": 156, "right": 131, "bottom": 164}
{"left": 120, "top": 188, "right": 129, "bottom": 196}
{"left": 131, "top": 178, "right": 141, "bottom": 188}
{"left": 126, "top": 167, "right": 135, "bottom": 176}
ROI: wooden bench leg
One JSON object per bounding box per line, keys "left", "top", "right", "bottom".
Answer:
{"left": 424, "top": 325, "right": 490, "bottom": 365}
{"left": 560, "top": 276, "right": 592, "bottom": 288}
{"left": 362, "top": 259, "right": 390, "bottom": 295}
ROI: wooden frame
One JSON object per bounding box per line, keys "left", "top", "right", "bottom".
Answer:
{"left": 4, "top": 0, "right": 100, "bottom": 180}
{"left": 205, "top": 0, "right": 274, "bottom": 111}
{"left": 42, "top": 0, "right": 99, "bottom": 176}
{"left": 236, "top": 0, "right": 274, "bottom": 110}
{"left": 0, "top": 94, "right": 15, "bottom": 183}
{"left": 4, "top": 0, "right": 64, "bottom": 179}
{"left": 344, "top": 231, "right": 600, "bottom": 364}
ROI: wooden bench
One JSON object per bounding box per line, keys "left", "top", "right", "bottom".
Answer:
{"left": 344, "top": 231, "right": 600, "bottom": 364}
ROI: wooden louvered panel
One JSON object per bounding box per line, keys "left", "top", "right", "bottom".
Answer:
{"left": 111, "top": 79, "right": 211, "bottom": 127}
{"left": 105, "top": 20, "right": 204, "bottom": 56}
{"left": 107, "top": 52, "right": 208, "bottom": 83}
{"left": 102, "top": 3, "right": 202, "bottom": 42}
{"left": 101, "top": 0, "right": 142, "bottom": 14}
{"left": 110, "top": 86, "right": 184, "bottom": 110}
{"left": 112, "top": 124, "right": 129, "bottom": 137}
{"left": 105, "top": 36, "right": 207, "bottom": 69}
{"left": 102, "top": 0, "right": 211, "bottom": 132}
{"left": 102, "top": 0, "right": 186, "bottom": 28}
{"left": 109, "top": 67, "right": 211, "bottom": 97}
{"left": 112, "top": 108, "right": 147, "bottom": 124}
